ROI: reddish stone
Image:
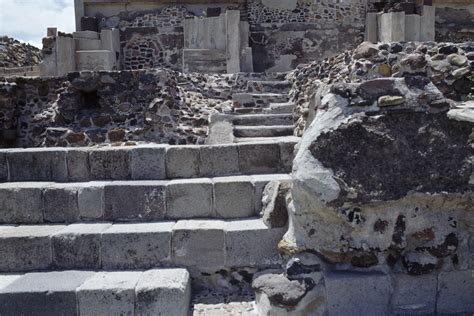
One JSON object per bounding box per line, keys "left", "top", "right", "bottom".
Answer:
{"left": 412, "top": 228, "right": 435, "bottom": 242}
{"left": 108, "top": 128, "right": 126, "bottom": 142}
{"left": 92, "top": 116, "right": 111, "bottom": 127}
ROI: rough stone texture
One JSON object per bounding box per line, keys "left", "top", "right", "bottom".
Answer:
{"left": 131, "top": 146, "right": 167, "bottom": 180}
{"left": 437, "top": 270, "right": 474, "bottom": 314}
{"left": 77, "top": 271, "right": 143, "bottom": 316}
{"left": 0, "top": 271, "right": 94, "bottom": 316}
{"left": 89, "top": 148, "right": 131, "bottom": 180}
{"left": 261, "top": 180, "right": 291, "bottom": 228}
{"left": 0, "top": 183, "right": 45, "bottom": 224}
{"left": 103, "top": 182, "right": 167, "bottom": 222}
{"left": 7, "top": 149, "right": 67, "bottom": 182}
{"left": 172, "top": 220, "right": 225, "bottom": 268}
{"left": 199, "top": 145, "right": 239, "bottom": 177}
{"left": 52, "top": 223, "right": 111, "bottom": 269}
{"left": 0, "top": 36, "right": 42, "bottom": 68}
{"left": 166, "top": 146, "right": 200, "bottom": 178}
{"left": 77, "top": 183, "right": 105, "bottom": 220}
{"left": 135, "top": 269, "right": 191, "bottom": 316}
{"left": 238, "top": 142, "right": 281, "bottom": 174}
{"left": 391, "top": 274, "right": 437, "bottom": 315}
{"left": 101, "top": 222, "right": 174, "bottom": 269}
{"left": 43, "top": 185, "right": 80, "bottom": 223}
{"left": 213, "top": 176, "right": 255, "bottom": 218}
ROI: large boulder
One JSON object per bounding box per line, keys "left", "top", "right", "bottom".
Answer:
{"left": 281, "top": 77, "right": 473, "bottom": 272}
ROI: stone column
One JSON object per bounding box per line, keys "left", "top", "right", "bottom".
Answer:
{"left": 74, "top": 0, "right": 85, "bottom": 32}
{"left": 405, "top": 15, "right": 421, "bottom": 42}
{"left": 379, "top": 12, "right": 406, "bottom": 42}
{"left": 56, "top": 36, "right": 76, "bottom": 76}
{"left": 420, "top": 5, "right": 435, "bottom": 42}
{"left": 226, "top": 10, "right": 241, "bottom": 74}
{"left": 365, "top": 12, "right": 378, "bottom": 43}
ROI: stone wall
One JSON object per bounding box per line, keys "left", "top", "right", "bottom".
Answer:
{"left": 435, "top": 4, "right": 474, "bottom": 42}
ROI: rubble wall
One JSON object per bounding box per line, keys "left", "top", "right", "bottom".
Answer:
{"left": 435, "top": 3, "right": 474, "bottom": 42}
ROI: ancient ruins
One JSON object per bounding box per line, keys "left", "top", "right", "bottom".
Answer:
{"left": 0, "top": 0, "right": 473, "bottom": 315}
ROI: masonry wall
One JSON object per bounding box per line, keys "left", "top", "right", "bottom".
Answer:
{"left": 435, "top": 3, "right": 474, "bottom": 42}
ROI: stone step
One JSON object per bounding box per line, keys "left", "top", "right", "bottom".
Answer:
{"left": 263, "top": 102, "right": 296, "bottom": 114}
{"left": 246, "top": 80, "right": 291, "bottom": 94}
{"left": 0, "top": 218, "right": 285, "bottom": 272}
{"left": 0, "top": 142, "right": 297, "bottom": 182}
{"left": 0, "top": 174, "right": 292, "bottom": 224}
{"left": 232, "top": 114, "right": 293, "bottom": 126}
{"left": 0, "top": 269, "right": 191, "bottom": 316}
{"left": 235, "top": 136, "right": 301, "bottom": 144}
{"left": 234, "top": 125, "right": 294, "bottom": 138}
{"left": 233, "top": 93, "right": 289, "bottom": 108}
{"left": 234, "top": 107, "right": 263, "bottom": 114}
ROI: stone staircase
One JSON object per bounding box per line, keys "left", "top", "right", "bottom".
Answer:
{"left": 231, "top": 78, "right": 297, "bottom": 143}
{"left": 0, "top": 140, "right": 297, "bottom": 315}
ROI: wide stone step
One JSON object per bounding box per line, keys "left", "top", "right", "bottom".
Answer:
{"left": 234, "top": 125, "right": 294, "bottom": 138}
{"left": 0, "top": 269, "right": 191, "bottom": 316}
{"left": 235, "top": 136, "right": 301, "bottom": 144}
{"left": 232, "top": 114, "right": 293, "bottom": 126}
{"left": 233, "top": 93, "right": 289, "bottom": 108}
{"left": 0, "top": 218, "right": 285, "bottom": 272}
{"left": 263, "top": 102, "right": 296, "bottom": 114}
{"left": 0, "top": 174, "right": 291, "bottom": 224}
{"left": 246, "top": 80, "right": 291, "bottom": 94}
{"left": 0, "top": 142, "right": 297, "bottom": 182}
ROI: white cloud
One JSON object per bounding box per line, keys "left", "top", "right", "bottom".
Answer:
{"left": 0, "top": 0, "right": 75, "bottom": 48}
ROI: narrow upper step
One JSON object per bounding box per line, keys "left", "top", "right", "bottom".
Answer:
{"left": 0, "top": 218, "right": 285, "bottom": 272}
{"left": 0, "top": 141, "right": 297, "bottom": 183}
{"left": 263, "top": 102, "right": 296, "bottom": 114}
{"left": 234, "top": 125, "right": 294, "bottom": 138}
{"left": 233, "top": 93, "right": 289, "bottom": 108}
{"left": 235, "top": 136, "right": 301, "bottom": 143}
{"left": 232, "top": 113, "right": 293, "bottom": 126}
{"left": 0, "top": 269, "right": 191, "bottom": 316}
{"left": 246, "top": 80, "right": 291, "bottom": 94}
{"left": 0, "top": 174, "right": 292, "bottom": 224}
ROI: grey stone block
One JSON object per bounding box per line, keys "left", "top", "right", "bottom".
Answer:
{"left": 78, "top": 183, "right": 105, "bottom": 220}
{"left": 437, "top": 270, "right": 474, "bottom": 314}
{"left": 77, "top": 271, "right": 143, "bottom": 316}
{"left": 101, "top": 222, "right": 174, "bottom": 269}
{"left": 172, "top": 220, "right": 225, "bottom": 268}
{"left": 213, "top": 176, "right": 255, "bottom": 218}
{"left": 166, "top": 179, "right": 214, "bottom": 219}
{"left": 131, "top": 146, "right": 167, "bottom": 180}
{"left": 0, "top": 183, "right": 45, "bottom": 224}
{"left": 279, "top": 140, "right": 296, "bottom": 172}
{"left": 199, "top": 145, "right": 239, "bottom": 177}
{"left": 104, "top": 181, "right": 167, "bottom": 222}
{"left": 238, "top": 142, "right": 281, "bottom": 174}
{"left": 0, "top": 275, "right": 22, "bottom": 291}
{"left": 391, "top": 274, "right": 437, "bottom": 315}
{"left": 67, "top": 148, "right": 91, "bottom": 182}
{"left": 52, "top": 223, "right": 111, "bottom": 269}
{"left": 0, "top": 270, "right": 94, "bottom": 316}
{"left": 135, "top": 269, "right": 191, "bottom": 316}
{"left": 225, "top": 219, "right": 285, "bottom": 267}
{"left": 7, "top": 148, "right": 68, "bottom": 182}
{"left": 0, "top": 225, "right": 66, "bottom": 272}
{"left": 0, "top": 151, "right": 8, "bottom": 181}
{"left": 166, "top": 146, "right": 200, "bottom": 178}
{"left": 89, "top": 148, "right": 131, "bottom": 180}
{"left": 43, "top": 184, "right": 80, "bottom": 223}
{"left": 325, "top": 271, "right": 391, "bottom": 316}
{"left": 251, "top": 174, "right": 292, "bottom": 214}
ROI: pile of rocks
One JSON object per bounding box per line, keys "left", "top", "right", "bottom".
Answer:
{"left": 0, "top": 36, "right": 42, "bottom": 68}
{"left": 289, "top": 41, "right": 474, "bottom": 135}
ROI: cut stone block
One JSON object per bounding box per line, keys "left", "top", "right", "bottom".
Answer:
{"left": 166, "top": 179, "right": 214, "bottom": 219}
{"left": 0, "top": 275, "right": 22, "bottom": 291}
{"left": 0, "top": 270, "right": 94, "bottom": 316}
{"left": 166, "top": 146, "right": 200, "bottom": 178}
{"left": 43, "top": 184, "right": 80, "bottom": 223}
{"left": 7, "top": 148, "right": 68, "bottom": 182}
{"left": 52, "top": 223, "right": 111, "bottom": 269}
{"left": 103, "top": 181, "right": 167, "bottom": 222}
{"left": 101, "top": 222, "right": 174, "bottom": 269}
{"left": 135, "top": 269, "right": 191, "bottom": 316}
{"left": 437, "top": 270, "right": 474, "bottom": 313}
{"left": 131, "top": 146, "right": 167, "bottom": 180}
{"left": 238, "top": 142, "right": 281, "bottom": 174}
{"left": 199, "top": 145, "right": 239, "bottom": 177}
{"left": 279, "top": 140, "right": 296, "bottom": 173}
{"left": 0, "top": 225, "right": 66, "bottom": 272}
{"left": 89, "top": 148, "right": 131, "bottom": 180}
{"left": 67, "top": 149, "right": 91, "bottom": 182}
{"left": 0, "top": 183, "right": 45, "bottom": 224}
{"left": 0, "top": 151, "right": 7, "bottom": 181}
{"left": 77, "top": 271, "right": 143, "bottom": 316}
{"left": 78, "top": 183, "right": 105, "bottom": 220}
{"left": 172, "top": 220, "right": 225, "bottom": 268}
{"left": 325, "top": 272, "right": 391, "bottom": 316}
{"left": 251, "top": 174, "right": 292, "bottom": 214}
{"left": 213, "top": 176, "right": 255, "bottom": 218}
{"left": 225, "top": 219, "right": 285, "bottom": 267}
{"left": 391, "top": 274, "right": 437, "bottom": 315}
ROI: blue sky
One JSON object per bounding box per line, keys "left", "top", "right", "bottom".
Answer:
{"left": 0, "top": 0, "right": 76, "bottom": 47}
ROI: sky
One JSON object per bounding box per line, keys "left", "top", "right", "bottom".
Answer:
{"left": 0, "top": 0, "right": 76, "bottom": 48}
